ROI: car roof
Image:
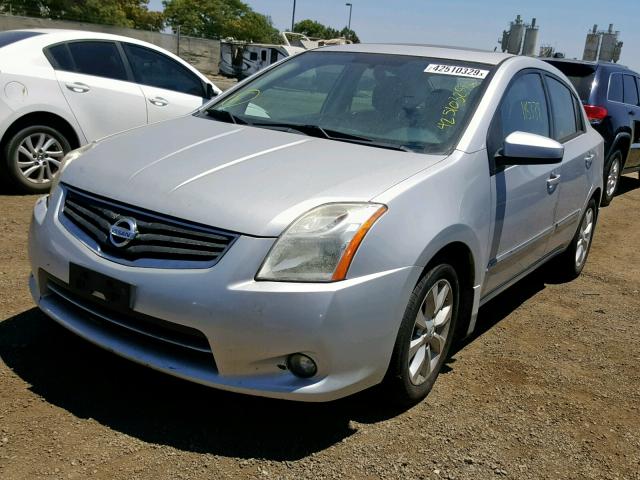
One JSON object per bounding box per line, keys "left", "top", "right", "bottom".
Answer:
{"left": 13, "top": 28, "right": 158, "bottom": 44}
{"left": 542, "top": 57, "right": 629, "bottom": 70}
{"left": 318, "top": 43, "right": 514, "bottom": 65}
{"left": 1, "top": 29, "right": 211, "bottom": 83}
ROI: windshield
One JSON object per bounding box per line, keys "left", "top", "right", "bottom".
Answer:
{"left": 203, "top": 51, "right": 493, "bottom": 154}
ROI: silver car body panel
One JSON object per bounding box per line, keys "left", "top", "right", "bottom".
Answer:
{"left": 29, "top": 45, "right": 604, "bottom": 401}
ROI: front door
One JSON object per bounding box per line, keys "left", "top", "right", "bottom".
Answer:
{"left": 483, "top": 71, "right": 561, "bottom": 296}
{"left": 121, "top": 43, "right": 206, "bottom": 124}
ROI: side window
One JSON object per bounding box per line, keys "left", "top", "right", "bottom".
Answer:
{"left": 67, "top": 41, "right": 127, "bottom": 81}
{"left": 123, "top": 43, "right": 205, "bottom": 97}
{"left": 46, "top": 44, "right": 74, "bottom": 71}
{"left": 608, "top": 73, "right": 623, "bottom": 102}
{"left": 623, "top": 74, "right": 639, "bottom": 105}
{"left": 546, "top": 76, "right": 579, "bottom": 142}
{"left": 498, "top": 72, "right": 550, "bottom": 139}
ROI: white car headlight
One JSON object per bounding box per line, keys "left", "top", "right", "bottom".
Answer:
{"left": 50, "top": 142, "right": 96, "bottom": 192}
{"left": 257, "top": 203, "right": 387, "bottom": 282}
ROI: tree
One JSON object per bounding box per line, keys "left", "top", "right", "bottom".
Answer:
{"left": 0, "top": 0, "right": 165, "bottom": 31}
{"left": 293, "top": 18, "right": 359, "bottom": 43}
{"left": 162, "top": 0, "right": 279, "bottom": 42}
{"left": 340, "top": 27, "right": 360, "bottom": 44}
{"left": 293, "top": 19, "right": 338, "bottom": 39}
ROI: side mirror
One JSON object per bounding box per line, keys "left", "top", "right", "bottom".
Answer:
{"left": 497, "top": 131, "right": 564, "bottom": 166}
{"left": 205, "top": 83, "right": 218, "bottom": 99}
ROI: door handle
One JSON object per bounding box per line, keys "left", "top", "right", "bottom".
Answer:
{"left": 149, "top": 97, "right": 168, "bottom": 107}
{"left": 65, "top": 82, "right": 90, "bottom": 93}
{"left": 629, "top": 111, "right": 636, "bottom": 116}
{"left": 584, "top": 153, "right": 595, "bottom": 169}
{"left": 546, "top": 173, "right": 561, "bottom": 193}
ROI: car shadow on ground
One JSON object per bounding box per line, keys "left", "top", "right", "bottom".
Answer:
{"left": 617, "top": 174, "right": 640, "bottom": 196}
{"left": 0, "top": 271, "right": 547, "bottom": 461}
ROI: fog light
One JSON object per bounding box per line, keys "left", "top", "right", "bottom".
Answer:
{"left": 287, "top": 353, "right": 317, "bottom": 378}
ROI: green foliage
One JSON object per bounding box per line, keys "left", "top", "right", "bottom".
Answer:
{"left": 0, "top": 0, "right": 165, "bottom": 31}
{"left": 293, "top": 19, "right": 338, "bottom": 39}
{"left": 162, "top": 0, "right": 280, "bottom": 42}
{"left": 340, "top": 27, "right": 360, "bottom": 44}
{"left": 293, "top": 19, "right": 360, "bottom": 43}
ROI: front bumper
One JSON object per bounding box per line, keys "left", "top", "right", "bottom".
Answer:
{"left": 28, "top": 188, "right": 419, "bottom": 401}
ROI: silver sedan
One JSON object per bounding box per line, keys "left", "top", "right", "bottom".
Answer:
{"left": 28, "top": 44, "right": 603, "bottom": 403}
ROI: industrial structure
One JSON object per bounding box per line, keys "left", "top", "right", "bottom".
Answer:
{"left": 583, "top": 24, "right": 623, "bottom": 63}
{"left": 499, "top": 15, "right": 539, "bottom": 56}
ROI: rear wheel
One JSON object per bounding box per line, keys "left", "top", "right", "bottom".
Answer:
{"left": 601, "top": 151, "right": 622, "bottom": 206}
{"left": 384, "top": 263, "right": 459, "bottom": 405}
{"left": 3, "top": 125, "right": 71, "bottom": 193}
{"left": 549, "top": 198, "right": 597, "bottom": 281}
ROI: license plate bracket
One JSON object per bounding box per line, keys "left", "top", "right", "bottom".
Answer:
{"left": 68, "top": 263, "right": 133, "bottom": 310}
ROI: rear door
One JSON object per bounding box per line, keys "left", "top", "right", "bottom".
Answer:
{"left": 47, "top": 41, "right": 147, "bottom": 141}
{"left": 622, "top": 74, "right": 640, "bottom": 169}
{"left": 121, "top": 43, "right": 207, "bottom": 124}
{"left": 544, "top": 74, "right": 596, "bottom": 252}
{"left": 483, "top": 71, "right": 561, "bottom": 296}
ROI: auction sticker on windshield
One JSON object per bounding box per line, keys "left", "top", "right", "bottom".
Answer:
{"left": 424, "top": 64, "right": 489, "bottom": 79}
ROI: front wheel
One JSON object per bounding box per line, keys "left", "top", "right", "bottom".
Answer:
{"left": 601, "top": 151, "right": 622, "bottom": 206}
{"left": 3, "top": 125, "right": 71, "bottom": 193}
{"left": 384, "top": 263, "right": 460, "bottom": 405}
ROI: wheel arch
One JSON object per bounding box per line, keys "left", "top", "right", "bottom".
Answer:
{"left": 0, "top": 111, "right": 82, "bottom": 154}
{"left": 609, "top": 131, "right": 631, "bottom": 167}
{"left": 419, "top": 240, "right": 477, "bottom": 342}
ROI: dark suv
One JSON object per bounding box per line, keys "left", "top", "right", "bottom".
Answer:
{"left": 543, "top": 59, "right": 640, "bottom": 205}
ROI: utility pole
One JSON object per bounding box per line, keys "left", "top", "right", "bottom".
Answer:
{"left": 176, "top": 25, "right": 181, "bottom": 57}
{"left": 291, "top": 0, "right": 296, "bottom": 31}
{"left": 346, "top": 3, "right": 352, "bottom": 30}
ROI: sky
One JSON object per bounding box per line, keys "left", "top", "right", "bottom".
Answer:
{"left": 148, "top": 0, "right": 640, "bottom": 72}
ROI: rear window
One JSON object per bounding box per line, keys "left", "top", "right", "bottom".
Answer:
{"left": 545, "top": 61, "right": 595, "bottom": 102}
{"left": 0, "top": 31, "right": 43, "bottom": 48}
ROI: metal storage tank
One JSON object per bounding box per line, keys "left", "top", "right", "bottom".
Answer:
{"left": 500, "top": 30, "right": 510, "bottom": 52}
{"left": 599, "top": 24, "right": 620, "bottom": 62}
{"left": 522, "top": 18, "right": 539, "bottom": 56}
{"left": 583, "top": 24, "right": 600, "bottom": 61}
{"left": 506, "top": 15, "right": 525, "bottom": 54}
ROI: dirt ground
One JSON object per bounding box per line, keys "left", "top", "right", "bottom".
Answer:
{"left": 0, "top": 176, "right": 639, "bottom": 480}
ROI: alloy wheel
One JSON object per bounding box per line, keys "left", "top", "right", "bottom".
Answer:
{"left": 408, "top": 278, "right": 453, "bottom": 386}
{"left": 606, "top": 158, "right": 620, "bottom": 199}
{"left": 15, "top": 133, "right": 64, "bottom": 185}
{"left": 575, "top": 207, "right": 594, "bottom": 269}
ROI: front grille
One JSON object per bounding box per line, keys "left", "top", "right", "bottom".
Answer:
{"left": 44, "top": 272, "right": 215, "bottom": 366}
{"left": 61, "top": 186, "right": 238, "bottom": 267}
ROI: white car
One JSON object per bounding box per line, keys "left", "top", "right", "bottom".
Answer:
{"left": 0, "top": 29, "right": 221, "bottom": 193}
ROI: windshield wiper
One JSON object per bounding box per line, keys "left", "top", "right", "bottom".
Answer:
{"left": 204, "top": 109, "right": 248, "bottom": 125}
{"left": 249, "top": 121, "right": 415, "bottom": 152}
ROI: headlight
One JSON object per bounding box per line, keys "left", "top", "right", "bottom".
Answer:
{"left": 50, "top": 142, "right": 96, "bottom": 192}
{"left": 256, "top": 203, "right": 387, "bottom": 282}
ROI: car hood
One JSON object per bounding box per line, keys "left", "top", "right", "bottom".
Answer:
{"left": 62, "top": 116, "right": 446, "bottom": 236}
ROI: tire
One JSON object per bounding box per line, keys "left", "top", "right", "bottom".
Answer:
{"left": 2, "top": 125, "right": 71, "bottom": 194}
{"left": 549, "top": 198, "right": 597, "bottom": 281}
{"left": 601, "top": 150, "right": 622, "bottom": 206}
{"left": 384, "top": 263, "right": 460, "bottom": 405}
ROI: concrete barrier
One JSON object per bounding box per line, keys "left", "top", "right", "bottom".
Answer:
{"left": 0, "top": 14, "right": 220, "bottom": 75}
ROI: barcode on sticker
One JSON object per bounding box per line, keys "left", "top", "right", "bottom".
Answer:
{"left": 425, "top": 64, "right": 489, "bottom": 79}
